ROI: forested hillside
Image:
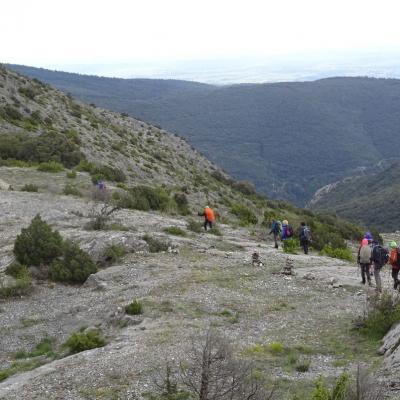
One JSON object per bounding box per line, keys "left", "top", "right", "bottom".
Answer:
{"left": 310, "top": 162, "right": 400, "bottom": 231}
{"left": 8, "top": 64, "right": 400, "bottom": 206}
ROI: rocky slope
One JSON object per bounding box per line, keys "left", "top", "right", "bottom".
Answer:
{"left": 8, "top": 64, "right": 400, "bottom": 205}
{"left": 0, "top": 172, "right": 399, "bottom": 399}
{"left": 0, "top": 66, "right": 399, "bottom": 399}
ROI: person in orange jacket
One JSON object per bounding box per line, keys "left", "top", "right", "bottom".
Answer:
{"left": 199, "top": 206, "right": 215, "bottom": 231}
{"left": 389, "top": 241, "right": 400, "bottom": 290}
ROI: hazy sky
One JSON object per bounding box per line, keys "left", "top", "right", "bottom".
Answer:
{"left": 2, "top": 0, "right": 400, "bottom": 69}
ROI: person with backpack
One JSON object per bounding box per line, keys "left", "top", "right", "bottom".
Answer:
{"left": 199, "top": 206, "right": 215, "bottom": 231}
{"left": 388, "top": 241, "right": 400, "bottom": 290}
{"left": 299, "top": 222, "right": 311, "bottom": 255}
{"left": 281, "top": 220, "right": 293, "bottom": 241}
{"left": 371, "top": 241, "right": 389, "bottom": 293}
{"left": 269, "top": 219, "right": 282, "bottom": 249}
{"left": 358, "top": 238, "right": 372, "bottom": 286}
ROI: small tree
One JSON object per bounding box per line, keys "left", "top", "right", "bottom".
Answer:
{"left": 14, "top": 214, "right": 63, "bottom": 266}
{"left": 49, "top": 240, "right": 97, "bottom": 283}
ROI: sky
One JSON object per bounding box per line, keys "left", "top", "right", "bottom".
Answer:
{"left": 2, "top": 0, "right": 400, "bottom": 75}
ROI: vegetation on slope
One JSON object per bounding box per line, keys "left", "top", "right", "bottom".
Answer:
{"left": 8, "top": 64, "right": 400, "bottom": 207}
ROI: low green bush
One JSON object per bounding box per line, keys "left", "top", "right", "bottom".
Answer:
{"left": 0, "top": 269, "right": 32, "bottom": 299}
{"left": 15, "top": 338, "right": 54, "bottom": 359}
{"left": 356, "top": 291, "right": 400, "bottom": 340}
{"left": 230, "top": 203, "right": 258, "bottom": 226}
{"left": 14, "top": 214, "right": 64, "bottom": 267}
{"left": 283, "top": 238, "right": 300, "bottom": 254}
{"left": 66, "top": 170, "right": 77, "bottom": 179}
{"left": 20, "top": 184, "right": 38, "bottom": 192}
{"left": 174, "top": 193, "right": 190, "bottom": 215}
{"left": 37, "top": 161, "right": 64, "bottom": 173}
{"left": 49, "top": 240, "right": 97, "bottom": 283}
{"left": 63, "top": 183, "right": 81, "bottom": 197}
{"left": 5, "top": 262, "right": 28, "bottom": 278}
{"left": 206, "top": 227, "right": 222, "bottom": 236}
{"left": 102, "top": 244, "right": 126, "bottom": 265}
{"left": 63, "top": 329, "right": 105, "bottom": 354}
{"left": 143, "top": 234, "right": 170, "bottom": 253}
{"left": 125, "top": 300, "right": 143, "bottom": 315}
{"left": 187, "top": 219, "right": 203, "bottom": 233}
{"left": 319, "top": 245, "right": 353, "bottom": 261}
{"left": 163, "top": 226, "right": 187, "bottom": 236}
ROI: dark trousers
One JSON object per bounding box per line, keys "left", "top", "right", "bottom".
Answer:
{"left": 300, "top": 239, "right": 309, "bottom": 254}
{"left": 204, "top": 220, "right": 213, "bottom": 231}
{"left": 392, "top": 268, "right": 400, "bottom": 289}
{"left": 273, "top": 232, "right": 279, "bottom": 248}
{"left": 360, "top": 263, "right": 371, "bottom": 284}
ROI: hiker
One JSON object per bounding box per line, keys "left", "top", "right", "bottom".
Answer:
{"left": 199, "top": 206, "right": 215, "bottom": 231}
{"left": 389, "top": 241, "right": 400, "bottom": 290}
{"left": 269, "top": 219, "right": 282, "bottom": 249}
{"left": 358, "top": 238, "right": 372, "bottom": 286}
{"left": 371, "top": 241, "right": 389, "bottom": 293}
{"left": 281, "top": 220, "right": 293, "bottom": 241}
{"left": 299, "top": 222, "right": 311, "bottom": 255}
{"left": 97, "top": 180, "right": 106, "bottom": 190}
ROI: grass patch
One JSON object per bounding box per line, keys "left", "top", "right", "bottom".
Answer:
{"left": 125, "top": 300, "right": 143, "bottom": 315}
{"left": 143, "top": 234, "right": 170, "bottom": 253}
{"left": 319, "top": 245, "right": 354, "bottom": 261}
{"left": 20, "top": 183, "right": 38, "bottom": 192}
{"left": 63, "top": 183, "right": 82, "bottom": 197}
{"left": 102, "top": 244, "right": 126, "bottom": 265}
{"left": 0, "top": 269, "right": 32, "bottom": 299}
{"left": 15, "top": 338, "right": 55, "bottom": 359}
{"left": 0, "top": 359, "right": 45, "bottom": 382}
{"left": 187, "top": 218, "right": 203, "bottom": 233}
{"left": 37, "top": 161, "right": 64, "bottom": 173}
{"left": 63, "top": 329, "right": 105, "bottom": 354}
{"left": 283, "top": 238, "right": 300, "bottom": 254}
{"left": 355, "top": 291, "right": 400, "bottom": 341}
{"left": 163, "top": 226, "right": 187, "bottom": 237}
{"left": 206, "top": 227, "right": 222, "bottom": 236}
{"left": 230, "top": 203, "right": 258, "bottom": 226}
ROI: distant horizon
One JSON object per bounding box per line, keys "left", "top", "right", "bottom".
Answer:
{"left": 6, "top": 48, "right": 400, "bottom": 85}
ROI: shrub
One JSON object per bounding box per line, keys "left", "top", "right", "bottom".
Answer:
{"left": 319, "top": 245, "right": 354, "bottom": 261}
{"left": 230, "top": 203, "right": 258, "bottom": 226}
{"left": 231, "top": 180, "right": 257, "bottom": 196}
{"left": 267, "top": 342, "right": 284, "bottom": 354}
{"left": 66, "top": 170, "right": 77, "bottom": 179}
{"left": 283, "top": 238, "right": 300, "bottom": 254}
{"left": 63, "top": 183, "right": 81, "bottom": 197}
{"left": 174, "top": 193, "right": 190, "bottom": 215}
{"left": 5, "top": 262, "right": 28, "bottom": 278}
{"left": 356, "top": 291, "right": 400, "bottom": 340}
{"left": 15, "top": 338, "right": 54, "bottom": 359}
{"left": 187, "top": 219, "right": 203, "bottom": 233}
{"left": 20, "top": 184, "right": 38, "bottom": 192}
{"left": 0, "top": 268, "right": 32, "bottom": 299}
{"left": 91, "top": 165, "right": 126, "bottom": 183}
{"left": 37, "top": 161, "right": 64, "bottom": 173}
{"left": 143, "top": 234, "right": 170, "bottom": 253}
{"left": 13, "top": 215, "right": 64, "bottom": 266}
{"left": 207, "top": 227, "right": 222, "bottom": 236}
{"left": 49, "top": 240, "right": 97, "bottom": 283}
{"left": 102, "top": 244, "right": 126, "bottom": 265}
{"left": 163, "top": 226, "right": 187, "bottom": 237}
{"left": 64, "top": 329, "right": 105, "bottom": 354}
{"left": 295, "top": 359, "right": 310, "bottom": 372}
{"left": 131, "top": 186, "right": 171, "bottom": 211}
{"left": 125, "top": 300, "right": 143, "bottom": 315}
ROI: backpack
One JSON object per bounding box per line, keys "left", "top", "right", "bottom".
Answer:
{"left": 371, "top": 245, "right": 389, "bottom": 266}
{"left": 359, "top": 246, "right": 372, "bottom": 264}
{"left": 286, "top": 225, "right": 294, "bottom": 238}
{"left": 272, "top": 220, "right": 282, "bottom": 234}
{"left": 300, "top": 226, "right": 311, "bottom": 241}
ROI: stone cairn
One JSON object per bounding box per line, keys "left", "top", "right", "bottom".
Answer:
{"left": 282, "top": 258, "right": 295, "bottom": 275}
{"left": 252, "top": 252, "right": 263, "bottom": 267}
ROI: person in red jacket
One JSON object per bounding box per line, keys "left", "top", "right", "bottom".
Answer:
{"left": 389, "top": 241, "right": 400, "bottom": 290}
{"left": 200, "top": 206, "right": 215, "bottom": 231}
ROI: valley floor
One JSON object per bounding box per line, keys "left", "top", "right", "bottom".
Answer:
{"left": 0, "top": 190, "right": 398, "bottom": 399}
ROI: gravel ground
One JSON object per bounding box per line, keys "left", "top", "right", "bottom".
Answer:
{"left": 0, "top": 191, "right": 398, "bottom": 399}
